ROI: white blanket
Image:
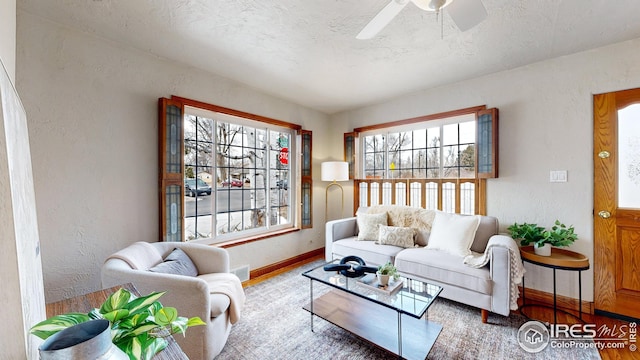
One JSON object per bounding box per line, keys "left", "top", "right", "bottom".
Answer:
{"left": 206, "top": 273, "right": 246, "bottom": 324}
{"left": 463, "top": 235, "right": 525, "bottom": 311}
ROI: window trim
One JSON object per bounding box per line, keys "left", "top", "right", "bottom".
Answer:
{"left": 353, "top": 105, "right": 486, "bottom": 133}
{"left": 172, "top": 96, "right": 302, "bottom": 131}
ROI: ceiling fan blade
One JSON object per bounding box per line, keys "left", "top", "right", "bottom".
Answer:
{"left": 446, "top": 0, "right": 487, "bottom": 32}
{"left": 356, "top": 0, "right": 409, "bottom": 40}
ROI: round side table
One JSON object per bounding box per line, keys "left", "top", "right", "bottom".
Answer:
{"left": 519, "top": 245, "right": 589, "bottom": 325}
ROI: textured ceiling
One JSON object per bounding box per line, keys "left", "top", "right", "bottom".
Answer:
{"left": 17, "top": 0, "right": 640, "bottom": 114}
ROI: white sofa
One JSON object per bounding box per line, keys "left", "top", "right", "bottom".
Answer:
{"left": 325, "top": 205, "right": 521, "bottom": 322}
{"left": 102, "top": 241, "right": 243, "bottom": 359}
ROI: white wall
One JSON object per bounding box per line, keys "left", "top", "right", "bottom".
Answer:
{"left": 17, "top": 11, "right": 331, "bottom": 302}
{"left": 331, "top": 37, "right": 640, "bottom": 302}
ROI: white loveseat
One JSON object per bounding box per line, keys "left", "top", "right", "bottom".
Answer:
{"left": 325, "top": 205, "right": 522, "bottom": 322}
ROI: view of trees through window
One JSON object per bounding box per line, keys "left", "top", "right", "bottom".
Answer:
{"left": 183, "top": 112, "right": 293, "bottom": 241}
{"left": 362, "top": 117, "right": 476, "bottom": 179}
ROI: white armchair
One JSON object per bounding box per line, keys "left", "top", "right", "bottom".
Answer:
{"left": 101, "top": 241, "right": 243, "bottom": 360}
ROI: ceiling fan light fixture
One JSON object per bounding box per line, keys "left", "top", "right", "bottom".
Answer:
{"left": 356, "top": 0, "right": 485, "bottom": 40}
{"left": 412, "top": 0, "right": 453, "bottom": 12}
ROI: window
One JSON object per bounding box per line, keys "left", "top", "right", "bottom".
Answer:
{"left": 159, "top": 97, "right": 311, "bottom": 244}
{"left": 361, "top": 114, "right": 476, "bottom": 179}
{"left": 352, "top": 106, "right": 498, "bottom": 215}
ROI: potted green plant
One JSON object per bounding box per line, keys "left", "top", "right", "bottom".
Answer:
{"left": 508, "top": 220, "right": 578, "bottom": 256}
{"left": 377, "top": 261, "right": 400, "bottom": 286}
{"left": 30, "top": 288, "right": 205, "bottom": 360}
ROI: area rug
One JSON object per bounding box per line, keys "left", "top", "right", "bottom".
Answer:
{"left": 217, "top": 260, "right": 600, "bottom": 360}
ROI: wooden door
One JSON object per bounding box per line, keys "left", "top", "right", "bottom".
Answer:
{"left": 594, "top": 88, "right": 640, "bottom": 320}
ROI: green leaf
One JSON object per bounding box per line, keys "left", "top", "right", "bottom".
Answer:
{"left": 129, "top": 323, "right": 160, "bottom": 337}
{"left": 114, "top": 312, "right": 149, "bottom": 329}
{"left": 155, "top": 307, "right": 178, "bottom": 326}
{"left": 29, "top": 313, "right": 91, "bottom": 340}
{"left": 118, "top": 336, "right": 143, "bottom": 360}
{"left": 169, "top": 316, "right": 205, "bottom": 335}
{"left": 116, "top": 334, "right": 168, "bottom": 360}
{"left": 170, "top": 318, "right": 188, "bottom": 335}
{"left": 140, "top": 337, "right": 167, "bottom": 360}
{"left": 187, "top": 316, "right": 206, "bottom": 327}
{"left": 88, "top": 308, "right": 105, "bottom": 320}
{"left": 100, "top": 288, "right": 132, "bottom": 314}
{"left": 124, "top": 292, "right": 166, "bottom": 315}
{"left": 110, "top": 328, "right": 130, "bottom": 344}
{"left": 102, "top": 309, "right": 130, "bottom": 323}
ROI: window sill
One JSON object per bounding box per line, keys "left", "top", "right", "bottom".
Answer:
{"left": 214, "top": 228, "right": 301, "bottom": 248}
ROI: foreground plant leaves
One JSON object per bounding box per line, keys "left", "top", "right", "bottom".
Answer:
{"left": 29, "top": 287, "right": 204, "bottom": 360}
{"left": 30, "top": 313, "right": 91, "bottom": 340}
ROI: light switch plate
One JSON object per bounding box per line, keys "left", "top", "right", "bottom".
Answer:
{"left": 550, "top": 170, "right": 568, "bottom": 182}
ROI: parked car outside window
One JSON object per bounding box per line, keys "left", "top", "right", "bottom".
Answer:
{"left": 185, "top": 178, "right": 212, "bottom": 197}
{"left": 222, "top": 178, "right": 243, "bottom": 188}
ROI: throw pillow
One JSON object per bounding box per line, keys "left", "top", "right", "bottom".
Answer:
{"left": 414, "top": 229, "right": 430, "bottom": 247}
{"left": 357, "top": 212, "right": 388, "bottom": 241}
{"left": 426, "top": 212, "right": 481, "bottom": 257}
{"left": 148, "top": 248, "right": 198, "bottom": 276}
{"left": 377, "top": 225, "right": 416, "bottom": 248}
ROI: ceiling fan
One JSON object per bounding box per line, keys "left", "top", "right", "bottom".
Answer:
{"left": 356, "top": 0, "right": 487, "bottom": 40}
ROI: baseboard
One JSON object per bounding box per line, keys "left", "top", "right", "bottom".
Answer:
{"left": 519, "top": 286, "right": 594, "bottom": 315}
{"left": 248, "top": 248, "right": 324, "bottom": 281}
{"left": 594, "top": 309, "right": 640, "bottom": 323}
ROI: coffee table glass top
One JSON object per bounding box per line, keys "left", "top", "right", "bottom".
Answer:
{"left": 303, "top": 260, "right": 442, "bottom": 319}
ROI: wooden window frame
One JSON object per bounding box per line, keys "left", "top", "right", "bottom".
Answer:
{"left": 344, "top": 132, "right": 358, "bottom": 179}
{"left": 301, "top": 130, "right": 312, "bottom": 228}
{"left": 477, "top": 108, "right": 499, "bottom": 179}
{"left": 158, "top": 96, "right": 313, "bottom": 243}
{"left": 351, "top": 105, "right": 498, "bottom": 216}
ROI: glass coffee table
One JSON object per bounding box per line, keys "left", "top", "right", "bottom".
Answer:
{"left": 302, "top": 260, "right": 443, "bottom": 360}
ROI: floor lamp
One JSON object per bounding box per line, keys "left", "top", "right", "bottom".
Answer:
{"left": 321, "top": 161, "right": 349, "bottom": 221}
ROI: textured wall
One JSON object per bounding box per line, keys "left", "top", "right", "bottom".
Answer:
{"left": 17, "top": 11, "right": 330, "bottom": 302}
{"left": 331, "top": 38, "right": 640, "bottom": 302}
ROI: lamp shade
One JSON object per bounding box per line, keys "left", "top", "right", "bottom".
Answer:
{"left": 321, "top": 161, "right": 349, "bottom": 182}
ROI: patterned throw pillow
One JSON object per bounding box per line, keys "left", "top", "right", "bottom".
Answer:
{"left": 357, "top": 212, "right": 388, "bottom": 241}
{"left": 377, "top": 225, "right": 416, "bottom": 248}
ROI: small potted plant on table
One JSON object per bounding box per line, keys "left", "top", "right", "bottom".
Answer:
{"left": 377, "top": 262, "right": 400, "bottom": 286}
{"left": 508, "top": 220, "right": 578, "bottom": 256}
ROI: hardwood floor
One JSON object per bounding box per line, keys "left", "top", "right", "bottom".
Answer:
{"left": 244, "top": 256, "right": 639, "bottom": 359}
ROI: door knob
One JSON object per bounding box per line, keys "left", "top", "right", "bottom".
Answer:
{"left": 598, "top": 210, "right": 611, "bottom": 219}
